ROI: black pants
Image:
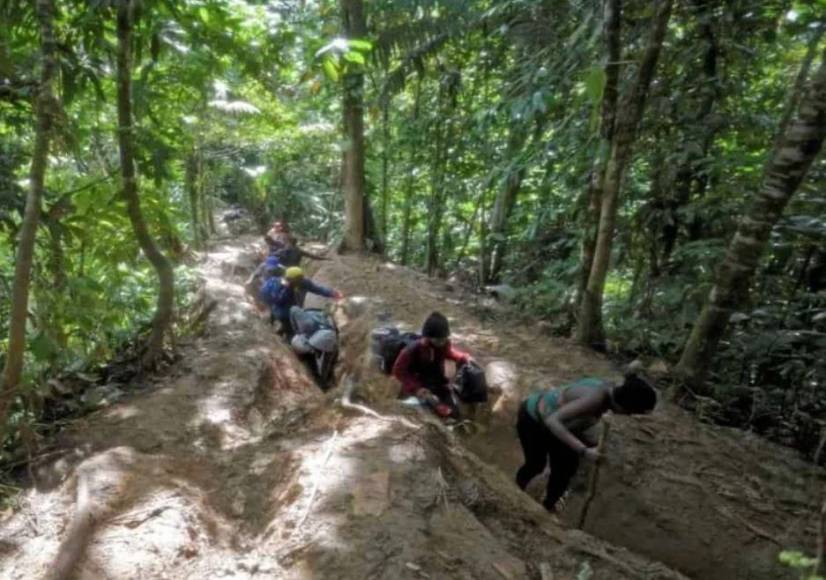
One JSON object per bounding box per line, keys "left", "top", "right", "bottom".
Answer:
{"left": 515, "top": 402, "right": 580, "bottom": 511}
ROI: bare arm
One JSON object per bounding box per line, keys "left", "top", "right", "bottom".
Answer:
{"left": 299, "top": 247, "right": 329, "bottom": 261}
{"left": 542, "top": 393, "right": 606, "bottom": 455}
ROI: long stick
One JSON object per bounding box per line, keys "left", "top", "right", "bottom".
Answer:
{"left": 46, "top": 472, "right": 95, "bottom": 580}
{"left": 577, "top": 422, "right": 610, "bottom": 529}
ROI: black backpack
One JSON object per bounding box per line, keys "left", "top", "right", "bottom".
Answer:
{"left": 274, "top": 246, "right": 301, "bottom": 267}
{"left": 453, "top": 361, "right": 488, "bottom": 403}
{"left": 371, "top": 327, "right": 421, "bottom": 374}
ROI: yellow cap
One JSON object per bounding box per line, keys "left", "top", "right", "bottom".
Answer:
{"left": 285, "top": 266, "right": 304, "bottom": 280}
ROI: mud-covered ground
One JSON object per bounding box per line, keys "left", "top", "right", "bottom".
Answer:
{"left": 312, "top": 249, "right": 825, "bottom": 580}
{"left": 0, "top": 231, "right": 684, "bottom": 580}
{"left": 0, "top": 223, "right": 822, "bottom": 580}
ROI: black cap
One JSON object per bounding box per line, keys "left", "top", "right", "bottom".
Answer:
{"left": 422, "top": 311, "right": 450, "bottom": 339}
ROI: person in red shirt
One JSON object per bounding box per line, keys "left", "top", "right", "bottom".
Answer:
{"left": 392, "top": 312, "right": 471, "bottom": 417}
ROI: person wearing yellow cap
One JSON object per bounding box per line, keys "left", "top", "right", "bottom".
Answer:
{"left": 258, "top": 265, "right": 343, "bottom": 337}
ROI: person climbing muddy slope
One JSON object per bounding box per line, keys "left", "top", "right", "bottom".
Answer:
{"left": 392, "top": 311, "right": 473, "bottom": 418}
{"left": 516, "top": 371, "right": 657, "bottom": 512}
{"left": 259, "top": 266, "right": 343, "bottom": 336}
{"left": 289, "top": 305, "right": 339, "bottom": 389}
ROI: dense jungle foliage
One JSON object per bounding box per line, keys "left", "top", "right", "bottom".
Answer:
{"left": 1, "top": 0, "right": 824, "bottom": 466}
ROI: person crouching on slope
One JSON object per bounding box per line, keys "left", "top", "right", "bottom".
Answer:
{"left": 259, "top": 266, "right": 343, "bottom": 337}
{"left": 392, "top": 311, "right": 471, "bottom": 418}
{"left": 516, "top": 372, "right": 656, "bottom": 512}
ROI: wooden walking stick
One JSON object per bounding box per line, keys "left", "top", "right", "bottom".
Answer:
{"left": 577, "top": 422, "right": 610, "bottom": 529}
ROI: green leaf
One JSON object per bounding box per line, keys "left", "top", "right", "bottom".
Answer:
{"left": 322, "top": 58, "right": 340, "bottom": 82}
{"left": 347, "top": 39, "right": 372, "bottom": 52}
{"left": 343, "top": 51, "right": 365, "bottom": 65}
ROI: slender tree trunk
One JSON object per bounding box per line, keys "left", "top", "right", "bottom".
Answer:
{"left": 487, "top": 126, "right": 528, "bottom": 283}
{"left": 662, "top": 0, "right": 720, "bottom": 268}
{"left": 399, "top": 78, "right": 421, "bottom": 266}
{"left": 197, "top": 150, "right": 209, "bottom": 241}
{"left": 576, "top": 0, "right": 622, "bottom": 308}
{"left": 116, "top": 0, "right": 175, "bottom": 368}
{"left": 675, "top": 50, "right": 826, "bottom": 392}
{"left": 380, "top": 94, "right": 390, "bottom": 245}
{"left": 773, "top": 25, "right": 824, "bottom": 155}
{"left": 0, "top": 0, "right": 57, "bottom": 428}
{"left": 576, "top": 0, "right": 673, "bottom": 347}
{"left": 339, "top": 0, "right": 367, "bottom": 252}
{"left": 426, "top": 104, "right": 446, "bottom": 275}
{"left": 206, "top": 185, "right": 216, "bottom": 235}
{"left": 400, "top": 167, "right": 414, "bottom": 265}
{"left": 186, "top": 152, "right": 201, "bottom": 249}
{"left": 478, "top": 200, "right": 490, "bottom": 286}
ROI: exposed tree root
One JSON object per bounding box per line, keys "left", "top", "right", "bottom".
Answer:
{"left": 45, "top": 471, "right": 95, "bottom": 580}
{"left": 339, "top": 375, "right": 419, "bottom": 430}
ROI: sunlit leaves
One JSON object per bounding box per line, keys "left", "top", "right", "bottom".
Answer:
{"left": 315, "top": 37, "right": 373, "bottom": 82}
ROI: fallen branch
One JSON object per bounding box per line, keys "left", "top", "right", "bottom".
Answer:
{"left": 45, "top": 471, "right": 95, "bottom": 580}
{"left": 578, "top": 422, "right": 610, "bottom": 529}
{"left": 294, "top": 430, "right": 338, "bottom": 532}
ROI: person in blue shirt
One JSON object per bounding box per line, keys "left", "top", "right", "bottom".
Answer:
{"left": 259, "top": 266, "right": 343, "bottom": 336}
{"left": 516, "top": 372, "right": 656, "bottom": 512}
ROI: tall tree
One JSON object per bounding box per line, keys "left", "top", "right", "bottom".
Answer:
{"left": 185, "top": 152, "right": 201, "bottom": 249}
{"left": 576, "top": 0, "right": 673, "bottom": 346}
{"left": 576, "top": 0, "right": 622, "bottom": 308}
{"left": 0, "top": 0, "right": 58, "bottom": 429}
{"left": 675, "top": 49, "right": 826, "bottom": 391}
{"left": 116, "top": 0, "right": 175, "bottom": 367}
{"left": 339, "top": 0, "right": 367, "bottom": 252}
{"left": 487, "top": 124, "right": 529, "bottom": 283}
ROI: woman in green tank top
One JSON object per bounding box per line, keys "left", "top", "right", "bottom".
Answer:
{"left": 516, "top": 372, "right": 656, "bottom": 512}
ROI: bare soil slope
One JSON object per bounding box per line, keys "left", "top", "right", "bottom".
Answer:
{"left": 312, "top": 251, "right": 825, "bottom": 580}
{"left": 0, "top": 234, "right": 686, "bottom": 580}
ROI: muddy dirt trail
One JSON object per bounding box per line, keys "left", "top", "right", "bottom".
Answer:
{"left": 1, "top": 230, "right": 690, "bottom": 580}
{"left": 312, "top": 250, "right": 825, "bottom": 580}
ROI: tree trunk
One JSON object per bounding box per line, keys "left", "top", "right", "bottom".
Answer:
{"left": 487, "top": 125, "right": 528, "bottom": 283}
{"left": 575, "top": 0, "right": 622, "bottom": 309}
{"left": 399, "top": 78, "right": 422, "bottom": 266}
{"left": 426, "top": 108, "right": 446, "bottom": 276}
{"left": 116, "top": 0, "right": 175, "bottom": 368}
{"left": 0, "top": 0, "right": 57, "bottom": 428}
{"left": 576, "top": 0, "right": 673, "bottom": 347}
{"left": 339, "top": 0, "right": 367, "bottom": 252}
{"left": 186, "top": 152, "right": 201, "bottom": 249}
{"left": 400, "top": 167, "right": 414, "bottom": 265}
{"left": 661, "top": 0, "right": 720, "bottom": 267}
{"left": 380, "top": 94, "right": 390, "bottom": 246}
{"left": 675, "top": 50, "right": 826, "bottom": 392}
{"left": 197, "top": 150, "right": 210, "bottom": 241}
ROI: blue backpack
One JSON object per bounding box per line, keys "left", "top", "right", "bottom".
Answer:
{"left": 259, "top": 277, "right": 288, "bottom": 306}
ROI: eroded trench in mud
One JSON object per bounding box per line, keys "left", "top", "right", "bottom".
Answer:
{"left": 299, "top": 245, "right": 825, "bottom": 580}
{"left": 0, "top": 234, "right": 822, "bottom": 580}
